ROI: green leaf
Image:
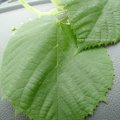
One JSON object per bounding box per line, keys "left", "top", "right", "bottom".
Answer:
{"left": 0, "top": 16, "right": 114, "bottom": 120}
{"left": 52, "top": 0, "right": 120, "bottom": 52}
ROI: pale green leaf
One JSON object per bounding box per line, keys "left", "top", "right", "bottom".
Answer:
{"left": 52, "top": 0, "right": 120, "bottom": 52}
{"left": 0, "top": 16, "right": 114, "bottom": 120}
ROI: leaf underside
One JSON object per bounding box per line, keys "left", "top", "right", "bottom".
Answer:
{"left": 0, "top": 16, "right": 114, "bottom": 120}
{"left": 53, "top": 0, "right": 120, "bottom": 52}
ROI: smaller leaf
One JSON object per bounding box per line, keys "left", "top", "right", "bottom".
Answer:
{"left": 52, "top": 0, "right": 120, "bottom": 51}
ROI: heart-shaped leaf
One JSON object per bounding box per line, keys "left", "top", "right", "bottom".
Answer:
{"left": 0, "top": 16, "right": 114, "bottom": 120}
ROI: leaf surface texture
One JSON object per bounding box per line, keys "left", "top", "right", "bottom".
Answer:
{"left": 0, "top": 16, "right": 114, "bottom": 120}
{"left": 52, "top": 0, "right": 120, "bottom": 51}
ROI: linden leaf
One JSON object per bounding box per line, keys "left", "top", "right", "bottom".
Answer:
{"left": 52, "top": 0, "right": 120, "bottom": 52}
{"left": 0, "top": 16, "right": 114, "bottom": 120}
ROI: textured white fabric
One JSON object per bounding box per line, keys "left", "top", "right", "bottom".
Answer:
{"left": 0, "top": 100, "right": 29, "bottom": 120}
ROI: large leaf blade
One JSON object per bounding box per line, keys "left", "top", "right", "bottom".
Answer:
{"left": 0, "top": 16, "right": 114, "bottom": 120}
